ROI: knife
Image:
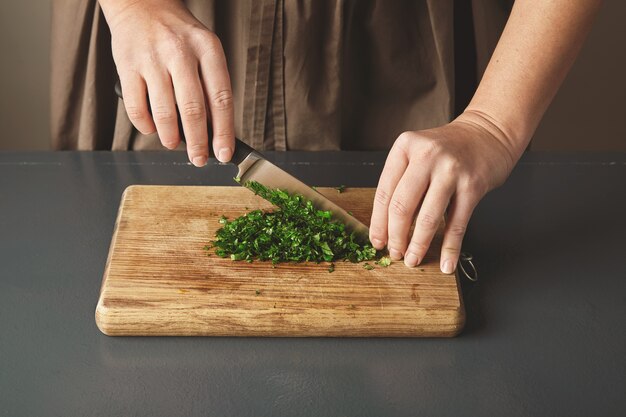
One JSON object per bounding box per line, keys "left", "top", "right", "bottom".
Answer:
{"left": 114, "top": 81, "right": 371, "bottom": 242}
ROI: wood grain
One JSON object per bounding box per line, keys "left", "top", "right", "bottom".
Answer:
{"left": 96, "top": 186, "right": 465, "bottom": 337}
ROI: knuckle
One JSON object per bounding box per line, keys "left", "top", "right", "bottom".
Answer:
{"left": 374, "top": 189, "right": 391, "bottom": 206}
{"left": 368, "top": 225, "right": 386, "bottom": 240}
{"left": 395, "top": 131, "right": 414, "bottom": 151}
{"left": 418, "top": 212, "right": 439, "bottom": 230}
{"left": 193, "top": 29, "right": 218, "bottom": 44}
{"left": 442, "top": 245, "right": 461, "bottom": 255}
{"left": 459, "top": 176, "right": 486, "bottom": 195}
{"left": 125, "top": 104, "right": 148, "bottom": 121}
{"left": 181, "top": 101, "right": 206, "bottom": 122}
{"left": 151, "top": 105, "right": 176, "bottom": 123}
{"left": 408, "top": 240, "right": 429, "bottom": 255}
{"left": 390, "top": 198, "right": 410, "bottom": 217}
{"left": 447, "top": 223, "right": 466, "bottom": 237}
{"left": 207, "top": 32, "right": 223, "bottom": 50}
{"left": 210, "top": 89, "right": 233, "bottom": 110}
{"left": 440, "top": 156, "right": 461, "bottom": 175}
{"left": 416, "top": 140, "right": 440, "bottom": 161}
{"left": 211, "top": 129, "right": 233, "bottom": 143}
{"left": 187, "top": 142, "right": 207, "bottom": 153}
{"left": 387, "top": 237, "right": 408, "bottom": 251}
{"left": 196, "top": 32, "right": 223, "bottom": 58}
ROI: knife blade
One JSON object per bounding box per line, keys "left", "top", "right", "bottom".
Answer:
{"left": 230, "top": 140, "right": 370, "bottom": 242}
{"left": 114, "top": 80, "right": 371, "bottom": 242}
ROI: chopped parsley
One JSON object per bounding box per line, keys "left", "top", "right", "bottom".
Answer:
{"left": 375, "top": 257, "right": 392, "bottom": 267}
{"left": 209, "top": 181, "right": 378, "bottom": 266}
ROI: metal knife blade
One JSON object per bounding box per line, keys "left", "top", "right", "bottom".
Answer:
{"left": 233, "top": 144, "right": 370, "bottom": 243}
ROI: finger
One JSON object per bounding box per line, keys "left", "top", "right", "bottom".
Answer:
{"left": 439, "top": 195, "right": 477, "bottom": 274}
{"left": 119, "top": 72, "right": 155, "bottom": 135}
{"left": 144, "top": 71, "right": 180, "bottom": 150}
{"left": 369, "top": 144, "right": 409, "bottom": 250}
{"left": 386, "top": 162, "right": 430, "bottom": 260}
{"left": 198, "top": 34, "right": 235, "bottom": 163}
{"left": 404, "top": 179, "right": 455, "bottom": 268}
{"left": 170, "top": 65, "right": 209, "bottom": 167}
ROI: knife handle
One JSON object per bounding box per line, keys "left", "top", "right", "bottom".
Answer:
{"left": 114, "top": 80, "right": 254, "bottom": 165}
{"left": 230, "top": 138, "right": 255, "bottom": 165}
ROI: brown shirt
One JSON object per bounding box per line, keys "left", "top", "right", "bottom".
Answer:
{"left": 51, "top": 0, "right": 511, "bottom": 151}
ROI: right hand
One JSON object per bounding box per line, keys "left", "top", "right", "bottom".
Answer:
{"left": 101, "top": 0, "right": 235, "bottom": 166}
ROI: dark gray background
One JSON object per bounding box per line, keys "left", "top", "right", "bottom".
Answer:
{"left": 1, "top": 151, "right": 624, "bottom": 416}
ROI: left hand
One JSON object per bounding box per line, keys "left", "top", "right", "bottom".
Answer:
{"left": 369, "top": 112, "right": 517, "bottom": 273}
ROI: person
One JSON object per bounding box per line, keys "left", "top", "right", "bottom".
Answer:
{"left": 51, "top": 0, "right": 601, "bottom": 273}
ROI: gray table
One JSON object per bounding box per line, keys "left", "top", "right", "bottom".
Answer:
{"left": 1, "top": 151, "right": 624, "bottom": 416}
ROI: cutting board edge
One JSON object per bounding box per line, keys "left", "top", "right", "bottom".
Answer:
{"left": 95, "top": 302, "right": 465, "bottom": 338}
{"left": 97, "top": 185, "right": 133, "bottom": 297}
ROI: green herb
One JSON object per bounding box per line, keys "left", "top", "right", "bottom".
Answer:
{"left": 255, "top": 289, "right": 261, "bottom": 295}
{"left": 363, "top": 263, "right": 374, "bottom": 270}
{"left": 375, "top": 257, "right": 392, "bottom": 267}
{"left": 211, "top": 180, "right": 378, "bottom": 264}
{"left": 233, "top": 176, "right": 241, "bottom": 183}
{"left": 335, "top": 185, "right": 346, "bottom": 193}
{"left": 328, "top": 263, "right": 335, "bottom": 273}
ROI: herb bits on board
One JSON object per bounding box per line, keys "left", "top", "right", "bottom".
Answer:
{"left": 206, "top": 181, "right": 388, "bottom": 271}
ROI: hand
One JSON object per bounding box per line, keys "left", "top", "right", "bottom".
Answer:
{"left": 101, "top": 0, "right": 235, "bottom": 166}
{"left": 369, "top": 111, "right": 517, "bottom": 273}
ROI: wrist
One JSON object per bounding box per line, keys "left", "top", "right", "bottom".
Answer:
{"left": 456, "top": 108, "right": 530, "bottom": 162}
{"left": 99, "top": 0, "right": 138, "bottom": 28}
{"left": 99, "top": 0, "right": 173, "bottom": 29}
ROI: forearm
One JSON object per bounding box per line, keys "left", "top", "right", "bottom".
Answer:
{"left": 463, "top": 0, "right": 602, "bottom": 160}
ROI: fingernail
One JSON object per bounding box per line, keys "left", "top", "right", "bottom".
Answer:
{"left": 404, "top": 252, "right": 419, "bottom": 267}
{"left": 389, "top": 248, "right": 403, "bottom": 260}
{"left": 441, "top": 259, "right": 454, "bottom": 274}
{"left": 218, "top": 148, "right": 232, "bottom": 163}
{"left": 371, "top": 238, "right": 384, "bottom": 249}
{"left": 192, "top": 156, "right": 207, "bottom": 167}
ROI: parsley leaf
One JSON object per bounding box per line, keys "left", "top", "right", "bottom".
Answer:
{"left": 375, "top": 257, "right": 392, "bottom": 267}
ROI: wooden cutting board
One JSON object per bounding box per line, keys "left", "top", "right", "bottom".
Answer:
{"left": 96, "top": 186, "right": 465, "bottom": 337}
